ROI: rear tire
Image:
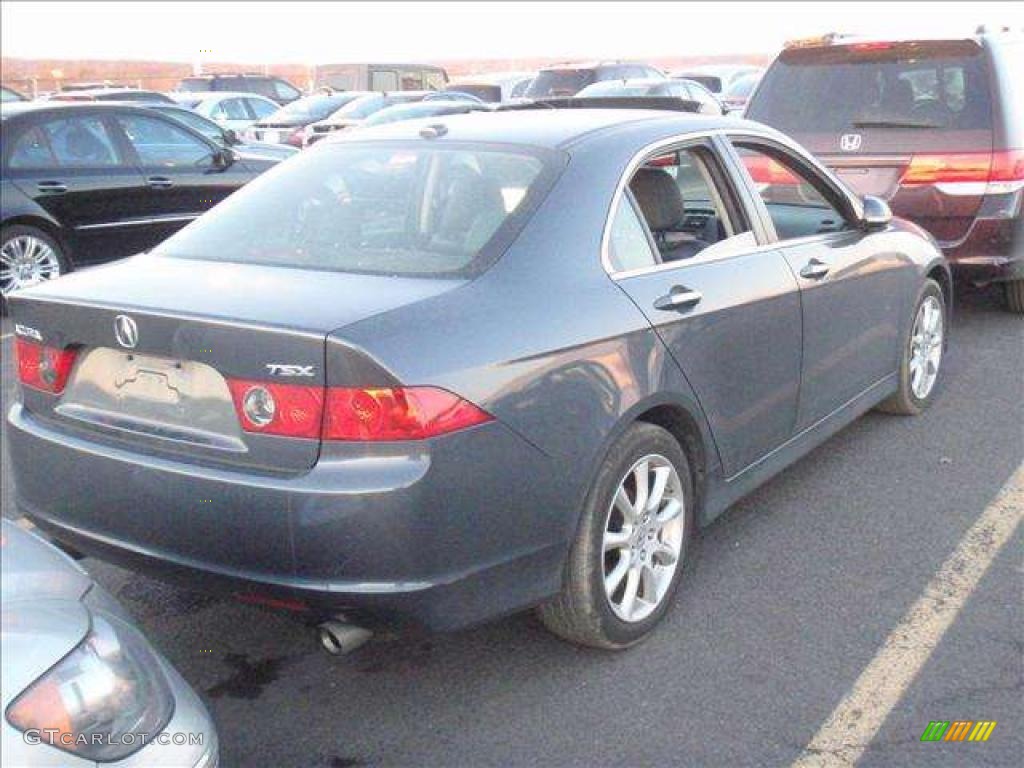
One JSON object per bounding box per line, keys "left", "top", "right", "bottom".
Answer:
{"left": 538, "top": 423, "right": 694, "bottom": 650}
{"left": 1005, "top": 280, "right": 1024, "bottom": 314}
{"left": 877, "top": 278, "right": 946, "bottom": 415}
{"left": 1, "top": 224, "right": 69, "bottom": 315}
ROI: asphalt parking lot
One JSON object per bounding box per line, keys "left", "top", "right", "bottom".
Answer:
{"left": 1, "top": 283, "right": 1021, "bottom": 768}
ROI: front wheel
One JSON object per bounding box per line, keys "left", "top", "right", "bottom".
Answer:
{"left": 877, "top": 278, "right": 946, "bottom": 415}
{"left": 538, "top": 423, "right": 694, "bottom": 649}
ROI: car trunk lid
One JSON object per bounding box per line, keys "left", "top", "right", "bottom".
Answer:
{"left": 10, "top": 254, "right": 462, "bottom": 472}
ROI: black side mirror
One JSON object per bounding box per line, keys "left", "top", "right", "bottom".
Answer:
{"left": 861, "top": 195, "right": 892, "bottom": 230}
{"left": 211, "top": 148, "right": 235, "bottom": 169}
{"left": 222, "top": 128, "right": 240, "bottom": 146}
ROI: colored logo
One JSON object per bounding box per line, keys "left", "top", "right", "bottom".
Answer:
{"left": 921, "top": 720, "right": 997, "bottom": 742}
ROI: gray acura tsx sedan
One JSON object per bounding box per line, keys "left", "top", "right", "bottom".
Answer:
{"left": 7, "top": 107, "right": 949, "bottom": 649}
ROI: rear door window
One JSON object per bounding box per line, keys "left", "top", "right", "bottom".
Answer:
{"left": 748, "top": 41, "right": 992, "bottom": 132}
{"left": 8, "top": 126, "right": 58, "bottom": 168}
{"left": 245, "top": 98, "right": 278, "bottom": 120}
{"left": 41, "top": 116, "right": 122, "bottom": 167}
{"left": 211, "top": 98, "right": 249, "bottom": 121}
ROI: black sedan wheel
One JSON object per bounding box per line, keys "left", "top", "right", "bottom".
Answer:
{"left": 1, "top": 225, "right": 67, "bottom": 309}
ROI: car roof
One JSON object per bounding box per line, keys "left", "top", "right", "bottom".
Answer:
{"left": 0, "top": 100, "right": 195, "bottom": 124}
{"left": 174, "top": 90, "right": 276, "bottom": 101}
{"left": 330, "top": 107, "right": 759, "bottom": 150}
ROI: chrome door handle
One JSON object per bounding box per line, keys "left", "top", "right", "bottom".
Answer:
{"left": 800, "top": 258, "right": 830, "bottom": 280}
{"left": 147, "top": 176, "right": 174, "bottom": 189}
{"left": 36, "top": 181, "right": 68, "bottom": 195}
{"left": 654, "top": 285, "right": 703, "bottom": 311}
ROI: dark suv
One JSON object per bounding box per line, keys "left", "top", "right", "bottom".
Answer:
{"left": 746, "top": 30, "right": 1023, "bottom": 311}
{"left": 178, "top": 73, "right": 303, "bottom": 105}
{"left": 524, "top": 61, "right": 665, "bottom": 99}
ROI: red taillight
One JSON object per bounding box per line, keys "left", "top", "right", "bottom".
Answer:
{"left": 15, "top": 339, "right": 77, "bottom": 394}
{"left": 227, "top": 379, "right": 324, "bottom": 439}
{"left": 901, "top": 152, "right": 993, "bottom": 185}
{"left": 226, "top": 380, "right": 491, "bottom": 442}
{"left": 901, "top": 150, "right": 1024, "bottom": 187}
{"left": 324, "top": 387, "right": 492, "bottom": 441}
{"left": 285, "top": 128, "right": 305, "bottom": 148}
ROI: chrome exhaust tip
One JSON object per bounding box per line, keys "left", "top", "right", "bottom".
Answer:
{"left": 318, "top": 619, "right": 373, "bottom": 655}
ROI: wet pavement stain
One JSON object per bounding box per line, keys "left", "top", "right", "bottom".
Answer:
{"left": 206, "top": 653, "right": 287, "bottom": 700}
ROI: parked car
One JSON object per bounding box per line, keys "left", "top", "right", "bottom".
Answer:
{"left": 313, "top": 62, "right": 448, "bottom": 92}
{"left": 447, "top": 72, "right": 535, "bottom": 103}
{"left": 243, "top": 91, "right": 366, "bottom": 147}
{"left": 720, "top": 72, "right": 762, "bottom": 114}
{"left": 576, "top": 78, "right": 723, "bottom": 115}
{"left": 1, "top": 102, "right": 280, "bottom": 303}
{"left": 1, "top": 519, "right": 218, "bottom": 767}
{"left": 2, "top": 85, "right": 28, "bottom": 102}
{"left": 302, "top": 91, "right": 427, "bottom": 146}
{"left": 170, "top": 91, "right": 280, "bottom": 133}
{"left": 672, "top": 64, "right": 763, "bottom": 95}
{"left": 7, "top": 107, "right": 950, "bottom": 650}
{"left": 524, "top": 61, "right": 665, "bottom": 99}
{"left": 745, "top": 31, "right": 1023, "bottom": 311}
{"left": 356, "top": 99, "right": 490, "bottom": 129}
{"left": 427, "top": 89, "right": 489, "bottom": 105}
{"left": 177, "top": 72, "right": 303, "bottom": 105}
{"left": 140, "top": 102, "right": 299, "bottom": 161}
{"left": 48, "top": 88, "right": 175, "bottom": 104}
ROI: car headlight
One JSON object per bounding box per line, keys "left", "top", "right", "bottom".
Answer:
{"left": 6, "top": 611, "right": 174, "bottom": 762}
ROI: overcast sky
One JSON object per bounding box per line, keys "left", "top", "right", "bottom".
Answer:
{"left": 2, "top": 1, "right": 1019, "bottom": 64}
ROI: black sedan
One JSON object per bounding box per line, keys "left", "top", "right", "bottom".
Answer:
{"left": 1, "top": 102, "right": 281, "bottom": 303}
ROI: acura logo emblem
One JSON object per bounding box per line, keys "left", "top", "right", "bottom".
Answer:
{"left": 114, "top": 315, "right": 138, "bottom": 349}
{"left": 840, "top": 133, "right": 863, "bottom": 152}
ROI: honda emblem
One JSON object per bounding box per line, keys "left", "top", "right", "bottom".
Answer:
{"left": 840, "top": 134, "right": 863, "bottom": 152}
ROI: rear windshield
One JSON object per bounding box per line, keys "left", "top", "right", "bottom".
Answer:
{"left": 578, "top": 81, "right": 650, "bottom": 98}
{"left": 154, "top": 144, "right": 560, "bottom": 277}
{"left": 271, "top": 94, "right": 354, "bottom": 121}
{"left": 748, "top": 41, "right": 992, "bottom": 133}
{"left": 525, "top": 70, "right": 597, "bottom": 98}
{"left": 330, "top": 95, "right": 388, "bottom": 120}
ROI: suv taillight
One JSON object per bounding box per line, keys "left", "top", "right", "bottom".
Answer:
{"left": 15, "top": 339, "right": 77, "bottom": 394}
{"left": 226, "top": 381, "right": 492, "bottom": 441}
{"left": 901, "top": 150, "right": 1024, "bottom": 194}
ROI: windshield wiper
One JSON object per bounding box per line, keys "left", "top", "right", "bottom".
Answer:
{"left": 852, "top": 120, "right": 943, "bottom": 129}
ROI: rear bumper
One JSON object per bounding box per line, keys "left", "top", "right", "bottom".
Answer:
{"left": 943, "top": 197, "right": 1022, "bottom": 284}
{"left": 8, "top": 403, "right": 569, "bottom": 631}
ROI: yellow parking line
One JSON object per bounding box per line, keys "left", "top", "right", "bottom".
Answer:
{"left": 791, "top": 464, "right": 1024, "bottom": 767}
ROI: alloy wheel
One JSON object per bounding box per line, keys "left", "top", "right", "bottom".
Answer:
{"left": 909, "top": 295, "right": 943, "bottom": 400}
{"left": 0, "top": 235, "right": 61, "bottom": 296}
{"left": 602, "top": 454, "right": 686, "bottom": 623}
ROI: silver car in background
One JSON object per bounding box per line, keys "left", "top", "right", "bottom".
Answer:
{"left": 1, "top": 520, "right": 217, "bottom": 767}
